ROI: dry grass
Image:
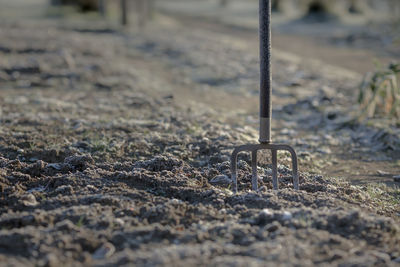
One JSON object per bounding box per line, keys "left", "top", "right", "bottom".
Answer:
{"left": 358, "top": 62, "right": 400, "bottom": 119}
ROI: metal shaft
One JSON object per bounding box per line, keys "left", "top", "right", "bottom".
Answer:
{"left": 98, "top": 0, "right": 106, "bottom": 17}
{"left": 121, "top": 0, "right": 128, "bottom": 26}
{"left": 259, "top": 0, "right": 272, "bottom": 143}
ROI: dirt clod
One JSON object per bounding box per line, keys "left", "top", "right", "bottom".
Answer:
{"left": 64, "top": 155, "right": 94, "bottom": 171}
{"left": 210, "top": 174, "right": 231, "bottom": 186}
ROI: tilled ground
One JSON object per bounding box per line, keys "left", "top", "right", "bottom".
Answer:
{"left": 0, "top": 12, "right": 400, "bottom": 267}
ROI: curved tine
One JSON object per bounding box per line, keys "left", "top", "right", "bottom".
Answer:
{"left": 230, "top": 145, "right": 258, "bottom": 193}
{"left": 251, "top": 150, "right": 258, "bottom": 191}
{"left": 271, "top": 149, "right": 278, "bottom": 190}
{"left": 279, "top": 145, "right": 299, "bottom": 190}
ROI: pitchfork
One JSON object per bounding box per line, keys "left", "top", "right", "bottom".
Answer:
{"left": 230, "top": 0, "right": 299, "bottom": 193}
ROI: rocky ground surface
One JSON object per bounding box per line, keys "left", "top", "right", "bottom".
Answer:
{"left": 0, "top": 3, "right": 400, "bottom": 266}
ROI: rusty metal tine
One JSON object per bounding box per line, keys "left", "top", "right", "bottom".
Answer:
{"left": 251, "top": 150, "right": 258, "bottom": 191}
{"left": 231, "top": 145, "right": 252, "bottom": 193}
{"left": 278, "top": 145, "right": 299, "bottom": 190}
{"left": 290, "top": 150, "right": 299, "bottom": 190}
{"left": 272, "top": 149, "right": 278, "bottom": 190}
{"left": 231, "top": 150, "right": 238, "bottom": 193}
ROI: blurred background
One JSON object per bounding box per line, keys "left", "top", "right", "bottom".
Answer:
{"left": 1, "top": 0, "right": 399, "bottom": 73}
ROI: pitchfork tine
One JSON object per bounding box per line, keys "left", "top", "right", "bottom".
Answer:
{"left": 272, "top": 149, "right": 278, "bottom": 190}
{"left": 251, "top": 150, "right": 258, "bottom": 191}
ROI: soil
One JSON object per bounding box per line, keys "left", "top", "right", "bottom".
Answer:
{"left": 0, "top": 1, "right": 400, "bottom": 266}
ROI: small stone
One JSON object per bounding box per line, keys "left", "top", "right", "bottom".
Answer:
{"left": 210, "top": 175, "right": 231, "bottom": 185}
{"left": 92, "top": 242, "right": 115, "bottom": 260}
{"left": 86, "top": 185, "right": 97, "bottom": 191}
{"left": 282, "top": 211, "right": 292, "bottom": 221}
{"left": 47, "top": 163, "right": 63, "bottom": 170}
{"left": 114, "top": 218, "right": 125, "bottom": 227}
{"left": 260, "top": 208, "right": 272, "bottom": 216}
{"left": 169, "top": 198, "right": 182, "bottom": 205}
{"left": 377, "top": 170, "right": 389, "bottom": 176}
{"left": 256, "top": 209, "right": 273, "bottom": 225}
{"left": 55, "top": 220, "right": 77, "bottom": 232}
{"left": 393, "top": 257, "right": 400, "bottom": 263}
{"left": 317, "top": 147, "right": 331, "bottom": 154}
{"left": 266, "top": 221, "right": 280, "bottom": 232}
{"left": 55, "top": 185, "right": 74, "bottom": 194}
{"left": 393, "top": 176, "right": 400, "bottom": 183}
{"left": 214, "top": 198, "right": 225, "bottom": 206}
{"left": 21, "top": 194, "right": 38, "bottom": 207}
{"left": 257, "top": 186, "right": 268, "bottom": 193}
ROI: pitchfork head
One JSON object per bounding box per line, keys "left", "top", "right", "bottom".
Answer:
{"left": 230, "top": 143, "right": 299, "bottom": 193}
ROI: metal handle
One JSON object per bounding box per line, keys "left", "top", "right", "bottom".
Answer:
{"left": 121, "top": 0, "right": 128, "bottom": 25}
{"left": 259, "top": 0, "right": 272, "bottom": 143}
